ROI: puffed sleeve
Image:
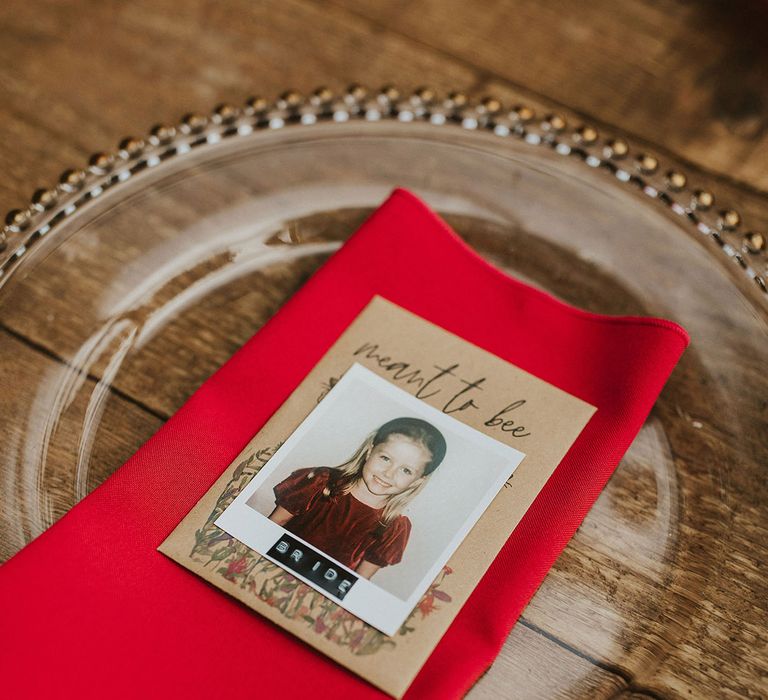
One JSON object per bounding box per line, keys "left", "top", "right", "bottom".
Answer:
{"left": 364, "top": 516, "right": 412, "bottom": 567}
{"left": 273, "top": 467, "right": 330, "bottom": 515}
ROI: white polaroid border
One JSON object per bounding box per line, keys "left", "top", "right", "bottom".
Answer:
{"left": 215, "top": 363, "right": 525, "bottom": 636}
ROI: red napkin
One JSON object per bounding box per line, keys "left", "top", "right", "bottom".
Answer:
{"left": 0, "top": 189, "right": 688, "bottom": 698}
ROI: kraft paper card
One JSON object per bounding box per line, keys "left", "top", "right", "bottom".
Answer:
{"left": 159, "top": 295, "right": 596, "bottom": 698}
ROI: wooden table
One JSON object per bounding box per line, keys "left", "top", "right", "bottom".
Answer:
{"left": 1, "top": 1, "right": 766, "bottom": 698}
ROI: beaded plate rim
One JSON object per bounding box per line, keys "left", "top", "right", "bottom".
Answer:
{"left": 1, "top": 84, "right": 766, "bottom": 298}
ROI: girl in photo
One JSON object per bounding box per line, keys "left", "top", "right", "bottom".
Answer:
{"left": 268, "top": 417, "right": 446, "bottom": 579}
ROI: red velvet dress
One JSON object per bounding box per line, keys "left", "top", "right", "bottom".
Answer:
{"left": 273, "top": 467, "right": 411, "bottom": 570}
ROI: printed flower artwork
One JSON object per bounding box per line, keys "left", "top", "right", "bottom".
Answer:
{"left": 316, "top": 375, "right": 340, "bottom": 404}
{"left": 190, "top": 446, "right": 454, "bottom": 655}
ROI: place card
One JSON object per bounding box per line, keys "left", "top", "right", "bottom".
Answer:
{"left": 159, "top": 295, "right": 596, "bottom": 698}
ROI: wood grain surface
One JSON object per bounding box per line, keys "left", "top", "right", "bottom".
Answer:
{"left": 0, "top": 1, "right": 766, "bottom": 699}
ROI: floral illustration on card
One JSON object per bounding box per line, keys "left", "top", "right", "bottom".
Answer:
{"left": 190, "top": 439, "right": 454, "bottom": 655}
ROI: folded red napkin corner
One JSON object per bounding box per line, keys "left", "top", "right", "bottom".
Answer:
{"left": 0, "top": 188, "right": 688, "bottom": 699}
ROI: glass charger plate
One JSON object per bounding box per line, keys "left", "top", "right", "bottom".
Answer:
{"left": 1, "top": 90, "right": 765, "bottom": 698}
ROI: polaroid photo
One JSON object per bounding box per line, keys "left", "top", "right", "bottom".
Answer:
{"left": 215, "top": 362, "right": 525, "bottom": 636}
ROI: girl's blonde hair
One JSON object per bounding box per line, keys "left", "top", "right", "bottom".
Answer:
{"left": 321, "top": 417, "right": 447, "bottom": 526}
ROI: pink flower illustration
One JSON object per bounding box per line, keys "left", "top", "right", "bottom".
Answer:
{"left": 223, "top": 556, "right": 247, "bottom": 581}
{"left": 417, "top": 595, "right": 436, "bottom": 618}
